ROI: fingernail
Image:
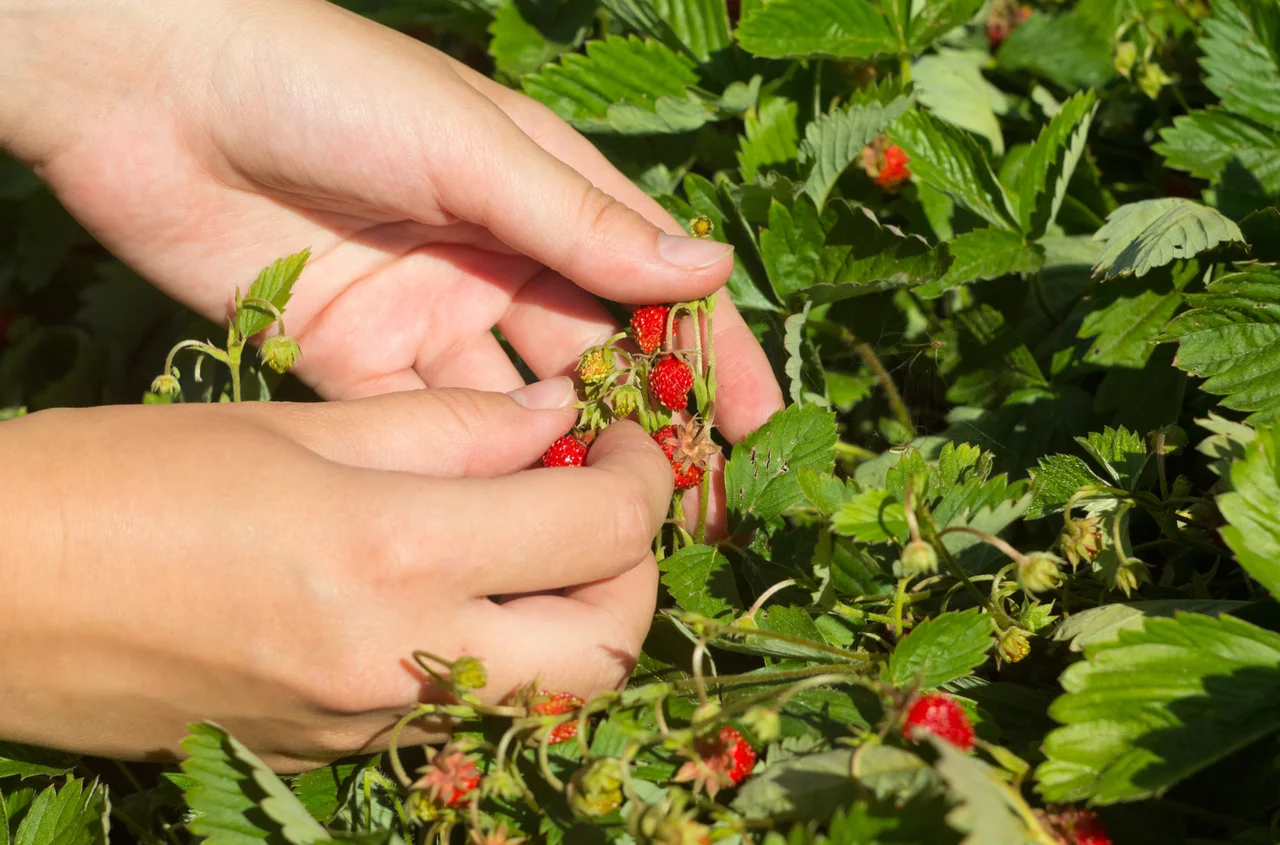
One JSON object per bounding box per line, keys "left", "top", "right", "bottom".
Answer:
{"left": 508, "top": 377, "right": 577, "bottom": 410}
{"left": 658, "top": 233, "right": 734, "bottom": 269}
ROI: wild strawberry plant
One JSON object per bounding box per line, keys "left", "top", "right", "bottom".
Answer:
{"left": 6, "top": 0, "right": 1280, "bottom": 843}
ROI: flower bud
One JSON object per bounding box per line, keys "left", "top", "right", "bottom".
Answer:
{"left": 998, "top": 627, "right": 1031, "bottom": 664}
{"left": 1112, "top": 557, "right": 1151, "bottom": 596}
{"left": 568, "top": 758, "right": 624, "bottom": 819}
{"left": 577, "top": 348, "right": 613, "bottom": 385}
{"left": 260, "top": 334, "right": 301, "bottom": 374}
{"left": 899, "top": 540, "right": 939, "bottom": 578}
{"left": 1060, "top": 516, "right": 1102, "bottom": 568}
{"left": 450, "top": 655, "right": 487, "bottom": 691}
{"left": 742, "top": 707, "right": 781, "bottom": 744}
{"left": 150, "top": 372, "right": 181, "bottom": 397}
{"left": 1017, "top": 552, "right": 1063, "bottom": 594}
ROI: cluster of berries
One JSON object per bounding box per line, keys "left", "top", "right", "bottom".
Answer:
{"left": 540, "top": 298, "right": 718, "bottom": 493}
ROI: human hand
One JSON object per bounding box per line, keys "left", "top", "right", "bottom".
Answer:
{"left": 0, "top": 0, "right": 783, "bottom": 445}
{"left": 0, "top": 380, "right": 672, "bottom": 770}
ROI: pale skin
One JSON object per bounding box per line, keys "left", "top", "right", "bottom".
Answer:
{"left": 0, "top": 0, "right": 784, "bottom": 769}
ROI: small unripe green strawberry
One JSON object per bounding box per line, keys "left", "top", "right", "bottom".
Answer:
{"left": 1112, "top": 557, "right": 1150, "bottom": 596}
{"left": 577, "top": 348, "right": 613, "bottom": 385}
{"left": 900, "top": 540, "right": 939, "bottom": 577}
{"left": 1060, "top": 516, "right": 1102, "bottom": 568}
{"left": 610, "top": 384, "right": 642, "bottom": 417}
{"left": 1017, "top": 552, "right": 1063, "bottom": 594}
{"left": 649, "top": 355, "right": 694, "bottom": 411}
{"left": 260, "top": 334, "right": 301, "bottom": 374}
{"left": 630, "top": 305, "right": 671, "bottom": 355}
{"left": 568, "top": 758, "right": 623, "bottom": 818}
{"left": 150, "top": 373, "right": 180, "bottom": 396}
{"left": 449, "top": 656, "right": 487, "bottom": 690}
{"left": 742, "top": 707, "right": 781, "bottom": 744}
{"left": 998, "top": 627, "right": 1031, "bottom": 663}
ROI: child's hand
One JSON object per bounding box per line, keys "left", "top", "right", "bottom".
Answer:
{"left": 0, "top": 0, "right": 784, "bottom": 443}
{"left": 0, "top": 382, "right": 671, "bottom": 770}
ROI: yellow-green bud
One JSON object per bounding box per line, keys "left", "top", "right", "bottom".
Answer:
{"left": 1017, "top": 552, "right": 1063, "bottom": 594}
{"left": 1112, "top": 557, "right": 1151, "bottom": 596}
{"left": 899, "top": 540, "right": 939, "bottom": 578}
{"left": 260, "top": 334, "right": 301, "bottom": 374}
{"left": 742, "top": 707, "right": 781, "bottom": 744}
{"left": 998, "top": 627, "right": 1031, "bottom": 664}
{"left": 610, "top": 384, "right": 642, "bottom": 418}
{"left": 568, "top": 759, "right": 624, "bottom": 819}
{"left": 1060, "top": 516, "right": 1102, "bottom": 568}
{"left": 450, "top": 656, "right": 487, "bottom": 690}
{"left": 150, "top": 373, "right": 181, "bottom": 397}
{"left": 577, "top": 348, "right": 613, "bottom": 385}
{"left": 481, "top": 770, "right": 523, "bottom": 802}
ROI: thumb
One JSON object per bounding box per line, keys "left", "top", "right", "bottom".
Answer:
{"left": 434, "top": 96, "right": 734, "bottom": 304}
{"left": 241, "top": 378, "right": 579, "bottom": 477}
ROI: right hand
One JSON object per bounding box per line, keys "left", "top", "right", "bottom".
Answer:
{"left": 0, "top": 378, "right": 671, "bottom": 770}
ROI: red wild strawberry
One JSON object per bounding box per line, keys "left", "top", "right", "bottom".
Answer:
{"left": 542, "top": 434, "right": 588, "bottom": 468}
{"left": 653, "top": 423, "right": 720, "bottom": 490}
{"left": 531, "top": 690, "right": 584, "bottom": 744}
{"left": 902, "top": 693, "right": 975, "bottom": 751}
{"left": 630, "top": 305, "right": 671, "bottom": 355}
{"left": 410, "top": 748, "right": 481, "bottom": 811}
{"left": 649, "top": 354, "right": 694, "bottom": 411}
{"left": 875, "top": 145, "right": 911, "bottom": 190}
{"left": 1035, "top": 806, "right": 1112, "bottom": 845}
{"left": 674, "top": 726, "right": 757, "bottom": 797}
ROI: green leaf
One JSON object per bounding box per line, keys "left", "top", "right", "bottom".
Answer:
{"left": 850, "top": 745, "right": 937, "bottom": 803}
{"left": 798, "top": 84, "right": 914, "bottom": 209}
{"left": 1166, "top": 270, "right": 1280, "bottom": 421}
{"left": 0, "top": 744, "right": 78, "bottom": 780}
{"left": 487, "top": 0, "right": 594, "bottom": 78}
{"left": 760, "top": 198, "right": 951, "bottom": 306}
{"left": 917, "top": 228, "right": 1043, "bottom": 298}
{"left": 650, "top": 0, "right": 732, "bottom": 62}
{"left": 735, "top": 0, "right": 897, "bottom": 60}
{"left": 889, "top": 609, "right": 995, "bottom": 690}
{"left": 831, "top": 487, "right": 908, "bottom": 543}
{"left": 730, "top": 750, "right": 859, "bottom": 821}
{"left": 1199, "top": 0, "right": 1280, "bottom": 129}
{"left": 1051, "top": 600, "right": 1253, "bottom": 652}
{"left": 890, "top": 110, "right": 1017, "bottom": 231}
{"left": 1017, "top": 90, "right": 1098, "bottom": 240}
{"left": 13, "top": 779, "right": 107, "bottom": 845}
{"left": 1241, "top": 207, "right": 1280, "bottom": 262}
{"left": 906, "top": 0, "right": 985, "bottom": 50}
{"left": 182, "top": 722, "right": 330, "bottom": 844}
{"left": 1078, "top": 274, "right": 1185, "bottom": 369}
{"left": 996, "top": 10, "right": 1114, "bottom": 92}
{"left": 1037, "top": 613, "right": 1280, "bottom": 803}
{"left": 1026, "top": 455, "right": 1109, "bottom": 520}
{"left": 597, "top": 0, "right": 685, "bottom": 50}
{"left": 658, "top": 545, "right": 743, "bottom": 620}
{"left": 725, "top": 402, "right": 837, "bottom": 531}
{"left": 1091, "top": 199, "right": 1244, "bottom": 279}
{"left": 783, "top": 303, "right": 814, "bottom": 407}
{"left": 931, "top": 738, "right": 1041, "bottom": 845}
{"left": 739, "top": 98, "right": 799, "bottom": 182}
{"left": 236, "top": 249, "right": 311, "bottom": 339}
{"left": 1219, "top": 424, "right": 1280, "bottom": 600}
{"left": 912, "top": 50, "right": 1008, "bottom": 157}
{"left": 521, "top": 36, "right": 712, "bottom": 135}
{"left": 1197, "top": 412, "right": 1258, "bottom": 477}
{"left": 1156, "top": 109, "right": 1280, "bottom": 191}
{"left": 1076, "top": 426, "right": 1149, "bottom": 491}
{"left": 291, "top": 761, "right": 362, "bottom": 824}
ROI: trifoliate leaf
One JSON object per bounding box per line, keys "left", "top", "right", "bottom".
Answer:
{"left": 890, "top": 110, "right": 1017, "bottom": 231}
{"left": 1092, "top": 199, "right": 1244, "bottom": 279}
{"left": 912, "top": 50, "right": 1008, "bottom": 157}
{"left": 730, "top": 750, "right": 859, "bottom": 821}
{"left": 0, "top": 743, "right": 78, "bottom": 780}
{"left": 917, "top": 228, "right": 1043, "bottom": 298}
{"left": 487, "top": 0, "right": 594, "bottom": 78}
{"left": 1166, "top": 271, "right": 1280, "bottom": 421}
{"left": 237, "top": 249, "right": 310, "bottom": 339}
{"left": 798, "top": 85, "right": 914, "bottom": 209}
{"left": 649, "top": 0, "right": 732, "bottom": 62}
{"left": 1037, "top": 613, "right": 1280, "bottom": 803}
{"left": 1199, "top": 0, "right": 1280, "bottom": 129}
{"left": 12, "top": 779, "right": 107, "bottom": 845}
{"left": 1077, "top": 426, "right": 1149, "bottom": 492}
{"left": 1155, "top": 109, "right": 1280, "bottom": 190}
{"left": 1218, "top": 424, "right": 1280, "bottom": 600}
{"left": 658, "top": 545, "right": 743, "bottom": 621}
{"left": 739, "top": 98, "right": 799, "bottom": 182}
{"left": 1051, "top": 600, "right": 1252, "bottom": 652}
{"left": 831, "top": 487, "right": 908, "bottom": 543}
{"left": 735, "top": 0, "right": 897, "bottom": 60}
{"left": 522, "top": 36, "right": 713, "bottom": 135}
{"left": 1017, "top": 90, "right": 1098, "bottom": 240}
{"left": 182, "top": 722, "right": 330, "bottom": 844}
{"left": 890, "top": 609, "right": 995, "bottom": 691}
{"left": 725, "top": 403, "right": 838, "bottom": 530}
{"left": 760, "top": 198, "right": 951, "bottom": 306}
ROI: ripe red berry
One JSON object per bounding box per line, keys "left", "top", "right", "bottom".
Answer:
{"left": 714, "top": 726, "right": 757, "bottom": 785}
{"left": 649, "top": 354, "right": 694, "bottom": 411}
{"left": 531, "top": 691, "right": 584, "bottom": 745}
{"left": 542, "top": 434, "right": 588, "bottom": 468}
{"left": 875, "top": 145, "right": 911, "bottom": 190}
{"left": 630, "top": 305, "right": 670, "bottom": 355}
{"left": 675, "top": 725, "right": 757, "bottom": 797}
{"left": 1036, "top": 806, "right": 1112, "bottom": 845}
{"left": 410, "top": 749, "right": 481, "bottom": 810}
{"left": 902, "top": 693, "right": 975, "bottom": 751}
{"left": 653, "top": 425, "right": 705, "bottom": 490}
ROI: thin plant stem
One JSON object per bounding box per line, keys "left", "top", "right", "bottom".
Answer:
{"left": 853, "top": 339, "right": 914, "bottom": 438}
